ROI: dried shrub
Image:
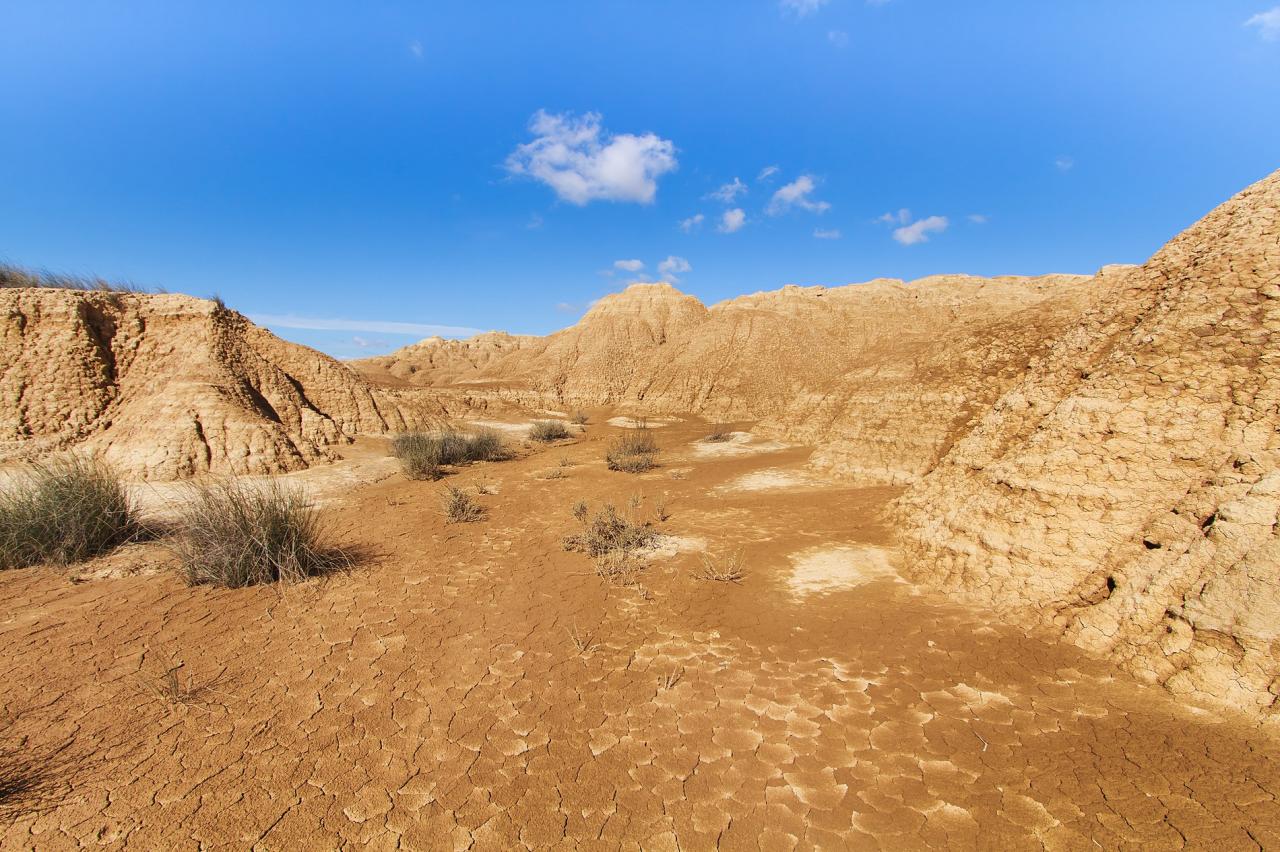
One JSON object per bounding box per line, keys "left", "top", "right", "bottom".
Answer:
{"left": 570, "top": 410, "right": 590, "bottom": 425}
{"left": 696, "top": 550, "right": 747, "bottom": 583}
{"left": 606, "top": 429, "right": 659, "bottom": 473}
{"left": 391, "top": 427, "right": 509, "bottom": 480}
{"left": 441, "top": 484, "right": 485, "bottom": 523}
{"left": 704, "top": 423, "right": 733, "bottom": 443}
{"left": 563, "top": 503, "right": 657, "bottom": 558}
{"left": 530, "top": 420, "right": 571, "bottom": 442}
{"left": 0, "top": 457, "right": 141, "bottom": 569}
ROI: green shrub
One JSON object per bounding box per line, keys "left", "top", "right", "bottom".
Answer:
{"left": 529, "top": 420, "right": 571, "bottom": 442}
{"left": 173, "top": 480, "right": 347, "bottom": 587}
{"left": 0, "top": 457, "right": 140, "bottom": 569}
{"left": 391, "top": 427, "right": 509, "bottom": 480}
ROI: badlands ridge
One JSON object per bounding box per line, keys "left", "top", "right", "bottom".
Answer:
{"left": 3, "top": 169, "right": 1278, "bottom": 720}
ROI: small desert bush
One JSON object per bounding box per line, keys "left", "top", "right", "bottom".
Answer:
{"left": 529, "top": 420, "right": 571, "bottom": 442}
{"left": 173, "top": 480, "right": 346, "bottom": 587}
{"left": 564, "top": 502, "right": 657, "bottom": 558}
{"left": 606, "top": 429, "right": 659, "bottom": 473}
{"left": 441, "top": 485, "right": 484, "bottom": 523}
{"left": 391, "top": 427, "right": 509, "bottom": 480}
{"left": 704, "top": 423, "right": 733, "bottom": 443}
{"left": 570, "top": 410, "right": 589, "bottom": 425}
{"left": 697, "top": 550, "right": 747, "bottom": 583}
{"left": 0, "top": 457, "right": 141, "bottom": 569}
{"left": 0, "top": 263, "right": 145, "bottom": 293}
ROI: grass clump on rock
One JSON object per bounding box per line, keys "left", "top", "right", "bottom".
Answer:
{"left": 391, "top": 427, "right": 509, "bottom": 480}
{"left": 173, "top": 480, "right": 347, "bottom": 587}
{"left": 0, "top": 457, "right": 141, "bottom": 569}
{"left": 529, "top": 420, "right": 571, "bottom": 443}
{"left": 606, "top": 429, "right": 659, "bottom": 473}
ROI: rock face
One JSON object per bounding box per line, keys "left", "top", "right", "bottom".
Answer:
{"left": 896, "top": 170, "right": 1280, "bottom": 715}
{"left": 358, "top": 277, "right": 1102, "bottom": 483}
{"left": 0, "top": 290, "right": 442, "bottom": 478}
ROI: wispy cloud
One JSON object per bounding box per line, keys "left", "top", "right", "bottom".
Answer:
{"left": 968, "top": 214, "right": 989, "bottom": 224}
{"left": 526, "top": 213, "right": 544, "bottom": 230}
{"left": 1055, "top": 155, "right": 1075, "bottom": 172}
{"left": 828, "top": 30, "right": 849, "bottom": 48}
{"left": 781, "top": 0, "right": 830, "bottom": 15}
{"left": 718, "top": 209, "right": 747, "bottom": 234}
{"left": 1246, "top": 7, "right": 1280, "bottom": 40}
{"left": 813, "top": 228, "right": 841, "bottom": 239}
{"left": 250, "top": 314, "right": 483, "bottom": 337}
{"left": 893, "top": 215, "right": 949, "bottom": 246}
{"left": 408, "top": 39, "right": 424, "bottom": 59}
{"left": 679, "top": 213, "right": 705, "bottom": 233}
{"left": 705, "top": 177, "right": 747, "bottom": 203}
{"left": 658, "top": 255, "right": 691, "bottom": 282}
{"left": 767, "top": 175, "right": 831, "bottom": 215}
{"left": 757, "top": 165, "right": 780, "bottom": 181}
{"left": 505, "top": 110, "right": 678, "bottom": 205}
{"left": 351, "top": 335, "right": 390, "bottom": 349}
{"left": 614, "top": 258, "right": 645, "bottom": 272}
{"left": 877, "top": 208, "right": 911, "bottom": 225}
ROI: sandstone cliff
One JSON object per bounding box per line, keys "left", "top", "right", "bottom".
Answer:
{"left": 358, "top": 277, "right": 1102, "bottom": 483}
{"left": 0, "top": 289, "right": 444, "bottom": 478}
{"left": 896, "top": 169, "right": 1280, "bottom": 716}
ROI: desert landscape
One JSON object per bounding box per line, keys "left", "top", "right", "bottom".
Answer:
{"left": 0, "top": 167, "right": 1278, "bottom": 849}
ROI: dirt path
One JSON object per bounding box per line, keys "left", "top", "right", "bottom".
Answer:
{"left": 1, "top": 415, "right": 1277, "bottom": 849}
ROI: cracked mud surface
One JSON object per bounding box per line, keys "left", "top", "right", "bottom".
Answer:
{"left": 2, "top": 417, "right": 1277, "bottom": 849}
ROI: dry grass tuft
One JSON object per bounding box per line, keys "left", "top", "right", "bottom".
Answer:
{"left": 704, "top": 423, "right": 734, "bottom": 443}
{"left": 564, "top": 502, "right": 657, "bottom": 558}
{"left": 606, "top": 429, "right": 659, "bottom": 473}
{"left": 391, "top": 428, "right": 509, "bottom": 480}
{"left": 441, "top": 484, "right": 485, "bottom": 523}
{"left": 658, "top": 667, "right": 685, "bottom": 690}
{"left": 697, "top": 549, "right": 747, "bottom": 583}
{"left": 570, "top": 410, "right": 590, "bottom": 425}
{"left": 654, "top": 495, "right": 671, "bottom": 522}
{"left": 566, "top": 623, "right": 596, "bottom": 657}
{"left": 173, "top": 480, "right": 349, "bottom": 587}
{"left": 529, "top": 420, "right": 571, "bottom": 442}
{"left": 0, "top": 263, "right": 147, "bottom": 293}
{"left": 0, "top": 457, "right": 142, "bottom": 570}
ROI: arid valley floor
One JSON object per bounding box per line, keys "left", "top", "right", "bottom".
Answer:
{"left": 1, "top": 170, "right": 1279, "bottom": 849}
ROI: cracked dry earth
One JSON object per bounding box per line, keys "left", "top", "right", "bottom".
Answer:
{"left": 2, "top": 417, "right": 1278, "bottom": 850}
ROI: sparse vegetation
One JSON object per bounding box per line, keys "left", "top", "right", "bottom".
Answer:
{"left": 570, "top": 410, "right": 589, "bottom": 425}
{"left": 606, "top": 428, "right": 659, "bottom": 473}
{"left": 696, "top": 549, "right": 747, "bottom": 583}
{"left": 391, "top": 427, "right": 509, "bottom": 480}
{"left": 0, "top": 457, "right": 141, "bottom": 569}
{"left": 654, "top": 495, "right": 670, "bottom": 522}
{"left": 136, "top": 655, "right": 225, "bottom": 709}
{"left": 566, "top": 623, "right": 596, "bottom": 657}
{"left": 530, "top": 420, "right": 571, "bottom": 442}
{"left": 0, "top": 263, "right": 151, "bottom": 293}
{"left": 172, "top": 480, "right": 348, "bottom": 587}
{"left": 704, "top": 423, "right": 733, "bottom": 443}
{"left": 564, "top": 502, "right": 657, "bottom": 558}
{"left": 441, "top": 485, "right": 485, "bottom": 523}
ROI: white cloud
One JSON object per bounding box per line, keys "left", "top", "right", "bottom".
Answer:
{"left": 828, "top": 30, "right": 849, "bottom": 47}
{"left": 893, "top": 216, "right": 949, "bottom": 246}
{"left": 719, "top": 209, "right": 747, "bottom": 234}
{"left": 968, "top": 214, "right": 989, "bottom": 224}
{"left": 706, "top": 177, "right": 747, "bottom": 203}
{"left": 505, "top": 110, "right": 678, "bottom": 205}
{"left": 767, "top": 175, "right": 831, "bottom": 215}
{"left": 250, "top": 314, "right": 483, "bottom": 337}
{"left": 526, "top": 213, "right": 544, "bottom": 230}
{"left": 555, "top": 302, "right": 577, "bottom": 314}
{"left": 409, "top": 39, "right": 424, "bottom": 59}
{"left": 813, "top": 228, "right": 841, "bottom": 239}
{"left": 614, "top": 259, "right": 645, "bottom": 272}
{"left": 1246, "top": 7, "right": 1280, "bottom": 40}
{"left": 757, "top": 165, "right": 780, "bottom": 181}
{"left": 658, "top": 256, "right": 691, "bottom": 282}
{"left": 1055, "top": 155, "right": 1075, "bottom": 172}
{"left": 679, "top": 213, "right": 705, "bottom": 233}
{"left": 877, "top": 208, "right": 911, "bottom": 225}
{"left": 781, "top": 0, "right": 830, "bottom": 15}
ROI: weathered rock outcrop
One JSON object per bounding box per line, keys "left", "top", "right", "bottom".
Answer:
{"left": 896, "top": 169, "right": 1280, "bottom": 716}
{"left": 358, "top": 277, "right": 1102, "bottom": 483}
{"left": 0, "top": 289, "right": 444, "bottom": 478}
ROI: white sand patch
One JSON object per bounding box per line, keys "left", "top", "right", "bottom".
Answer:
{"left": 691, "top": 432, "right": 788, "bottom": 459}
{"left": 607, "top": 416, "right": 681, "bottom": 429}
{"left": 718, "top": 468, "right": 821, "bottom": 493}
{"left": 786, "top": 545, "right": 900, "bottom": 596}
{"left": 645, "top": 535, "right": 708, "bottom": 560}
{"left": 467, "top": 419, "right": 535, "bottom": 436}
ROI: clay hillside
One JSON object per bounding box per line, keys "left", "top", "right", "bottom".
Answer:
{"left": 0, "top": 286, "right": 447, "bottom": 479}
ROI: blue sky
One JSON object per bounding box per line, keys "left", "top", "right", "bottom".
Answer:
{"left": 2, "top": 1, "right": 1278, "bottom": 358}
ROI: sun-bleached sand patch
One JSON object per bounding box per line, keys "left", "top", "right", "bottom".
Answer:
{"left": 607, "top": 416, "right": 681, "bottom": 429}
{"left": 645, "top": 534, "right": 708, "bottom": 560}
{"left": 718, "top": 467, "right": 822, "bottom": 493}
{"left": 786, "top": 545, "right": 900, "bottom": 596}
{"left": 466, "top": 419, "right": 537, "bottom": 436}
{"left": 691, "top": 432, "right": 789, "bottom": 459}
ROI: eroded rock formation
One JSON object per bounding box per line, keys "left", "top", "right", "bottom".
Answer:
{"left": 0, "top": 289, "right": 443, "bottom": 478}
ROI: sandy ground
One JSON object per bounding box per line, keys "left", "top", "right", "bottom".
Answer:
{"left": 1, "top": 415, "right": 1277, "bottom": 849}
